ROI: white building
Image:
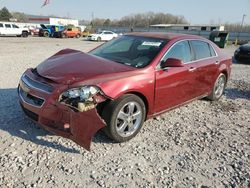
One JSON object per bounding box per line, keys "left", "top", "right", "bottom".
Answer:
{"left": 28, "top": 16, "right": 79, "bottom": 26}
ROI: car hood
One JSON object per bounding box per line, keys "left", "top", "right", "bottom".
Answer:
{"left": 36, "top": 49, "right": 135, "bottom": 85}
{"left": 40, "top": 24, "right": 47, "bottom": 29}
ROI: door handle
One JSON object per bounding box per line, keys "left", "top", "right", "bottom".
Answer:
{"left": 215, "top": 60, "right": 220, "bottom": 65}
{"left": 188, "top": 67, "right": 197, "bottom": 72}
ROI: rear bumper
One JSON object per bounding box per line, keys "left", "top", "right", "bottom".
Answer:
{"left": 18, "top": 69, "right": 106, "bottom": 150}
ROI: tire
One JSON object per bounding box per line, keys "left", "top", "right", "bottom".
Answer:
{"left": 76, "top": 34, "right": 81, "bottom": 38}
{"left": 43, "top": 31, "right": 49, "bottom": 37}
{"left": 102, "top": 94, "right": 146, "bottom": 142}
{"left": 61, "top": 33, "right": 66, "bottom": 38}
{"left": 97, "top": 37, "right": 101, "bottom": 42}
{"left": 22, "top": 31, "right": 28, "bottom": 38}
{"left": 207, "top": 73, "right": 227, "bottom": 101}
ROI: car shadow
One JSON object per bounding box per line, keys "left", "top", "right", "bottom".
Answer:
{"left": 225, "top": 88, "right": 250, "bottom": 100}
{"left": 232, "top": 56, "right": 250, "bottom": 65}
{"left": 0, "top": 88, "right": 81, "bottom": 153}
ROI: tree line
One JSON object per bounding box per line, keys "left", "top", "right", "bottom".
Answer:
{"left": 89, "top": 12, "right": 188, "bottom": 27}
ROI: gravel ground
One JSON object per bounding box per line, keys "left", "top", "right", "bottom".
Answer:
{"left": 0, "top": 37, "right": 249, "bottom": 188}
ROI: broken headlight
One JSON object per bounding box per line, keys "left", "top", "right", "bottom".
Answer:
{"left": 59, "top": 86, "right": 102, "bottom": 112}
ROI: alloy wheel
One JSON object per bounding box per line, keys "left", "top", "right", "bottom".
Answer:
{"left": 214, "top": 76, "right": 226, "bottom": 98}
{"left": 115, "top": 101, "right": 142, "bottom": 137}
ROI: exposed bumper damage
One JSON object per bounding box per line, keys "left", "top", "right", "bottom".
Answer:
{"left": 18, "top": 69, "right": 109, "bottom": 151}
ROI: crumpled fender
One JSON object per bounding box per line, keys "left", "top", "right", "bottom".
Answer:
{"left": 37, "top": 102, "right": 106, "bottom": 151}
{"left": 69, "top": 108, "right": 106, "bottom": 150}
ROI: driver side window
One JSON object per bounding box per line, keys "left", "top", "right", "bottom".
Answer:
{"left": 162, "top": 41, "right": 192, "bottom": 63}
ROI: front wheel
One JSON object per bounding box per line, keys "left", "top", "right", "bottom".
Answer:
{"left": 207, "top": 73, "right": 227, "bottom": 101}
{"left": 43, "top": 31, "right": 49, "bottom": 37}
{"left": 97, "top": 37, "right": 101, "bottom": 42}
{"left": 102, "top": 94, "right": 146, "bottom": 142}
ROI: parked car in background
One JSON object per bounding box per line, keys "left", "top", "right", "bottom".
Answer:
{"left": 87, "top": 30, "right": 118, "bottom": 41}
{"left": 0, "top": 22, "right": 29, "bottom": 37}
{"left": 39, "top": 24, "right": 51, "bottom": 37}
{"left": 54, "top": 27, "right": 81, "bottom": 38}
{"left": 81, "top": 30, "right": 91, "bottom": 37}
{"left": 18, "top": 33, "right": 232, "bottom": 150}
{"left": 28, "top": 26, "right": 41, "bottom": 36}
{"left": 234, "top": 42, "right": 250, "bottom": 63}
{"left": 39, "top": 24, "right": 65, "bottom": 37}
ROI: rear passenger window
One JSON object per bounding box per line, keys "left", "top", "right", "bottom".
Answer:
{"left": 163, "top": 41, "right": 192, "bottom": 63}
{"left": 0, "top": 23, "right": 3, "bottom": 27}
{"left": 5, "top": 24, "right": 11, "bottom": 28}
{"left": 12, "top": 24, "right": 19, "bottom": 28}
{"left": 190, "top": 41, "right": 212, "bottom": 60}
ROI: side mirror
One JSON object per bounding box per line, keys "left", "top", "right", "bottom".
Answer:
{"left": 161, "top": 58, "right": 184, "bottom": 69}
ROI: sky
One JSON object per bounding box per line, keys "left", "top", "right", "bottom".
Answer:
{"left": 0, "top": 0, "right": 250, "bottom": 25}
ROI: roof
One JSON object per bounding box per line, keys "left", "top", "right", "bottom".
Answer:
{"left": 125, "top": 32, "right": 204, "bottom": 40}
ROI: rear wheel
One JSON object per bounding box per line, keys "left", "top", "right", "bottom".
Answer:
{"left": 61, "top": 33, "right": 66, "bottom": 38}
{"left": 102, "top": 94, "right": 146, "bottom": 142}
{"left": 76, "top": 34, "right": 81, "bottom": 38}
{"left": 22, "top": 31, "right": 28, "bottom": 37}
{"left": 207, "top": 73, "right": 226, "bottom": 101}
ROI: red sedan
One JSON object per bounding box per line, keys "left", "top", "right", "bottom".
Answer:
{"left": 18, "top": 33, "right": 232, "bottom": 150}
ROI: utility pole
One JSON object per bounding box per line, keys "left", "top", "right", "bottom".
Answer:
{"left": 235, "top": 14, "right": 246, "bottom": 45}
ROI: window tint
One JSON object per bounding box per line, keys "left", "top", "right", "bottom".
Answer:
{"left": 5, "top": 24, "right": 11, "bottom": 28}
{"left": 163, "top": 41, "right": 192, "bottom": 63}
{"left": 191, "top": 41, "right": 212, "bottom": 60}
{"left": 12, "top": 24, "right": 19, "bottom": 28}
{"left": 104, "top": 32, "right": 113, "bottom": 34}
{"left": 90, "top": 35, "right": 167, "bottom": 68}
{"left": 0, "top": 23, "right": 3, "bottom": 27}
{"left": 101, "top": 37, "right": 133, "bottom": 53}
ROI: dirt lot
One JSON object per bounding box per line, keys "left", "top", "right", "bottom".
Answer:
{"left": 0, "top": 37, "right": 249, "bottom": 188}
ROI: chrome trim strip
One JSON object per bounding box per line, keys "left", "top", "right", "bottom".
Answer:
{"left": 18, "top": 86, "right": 45, "bottom": 108}
{"left": 21, "top": 74, "right": 53, "bottom": 94}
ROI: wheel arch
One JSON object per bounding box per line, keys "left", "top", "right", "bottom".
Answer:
{"left": 220, "top": 69, "right": 228, "bottom": 82}
{"left": 97, "top": 91, "right": 150, "bottom": 120}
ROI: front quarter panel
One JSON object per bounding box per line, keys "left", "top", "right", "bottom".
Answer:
{"left": 97, "top": 68, "right": 155, "bottom": 116}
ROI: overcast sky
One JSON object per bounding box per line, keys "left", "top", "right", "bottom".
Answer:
{"left": 0, "top": 0, "right": 250, "bottom": 24}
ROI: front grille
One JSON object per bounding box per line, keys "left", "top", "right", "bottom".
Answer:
{"left": 21, "top": 74, "right": 53, "bottom": 93}
{"left": 19, "top": 86, "right": 45, "bottom": 107}
{"left": 21, "top": 104, "right": 39, "bottom": 121}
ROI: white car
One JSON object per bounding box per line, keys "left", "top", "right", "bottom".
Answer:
{"left": 0, "top": 22, "right": 29, "bottom": 37}
{"left": 88, "top": 30, "right": 118, "bottom": 41}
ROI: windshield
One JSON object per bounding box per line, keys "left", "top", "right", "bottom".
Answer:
{"left": 89, "top": 35, "right": 168, "bottom": 68}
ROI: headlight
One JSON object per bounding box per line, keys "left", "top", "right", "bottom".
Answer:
{"left": 59, "top": 86, "right": 102, "bottom": 112}
{"left": 62, "top": 86, "right": 99, "bottom": 101}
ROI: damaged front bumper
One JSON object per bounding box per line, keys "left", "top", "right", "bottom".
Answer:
{"left": 18, "top": 69, "right": 107, "bottom": 150}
